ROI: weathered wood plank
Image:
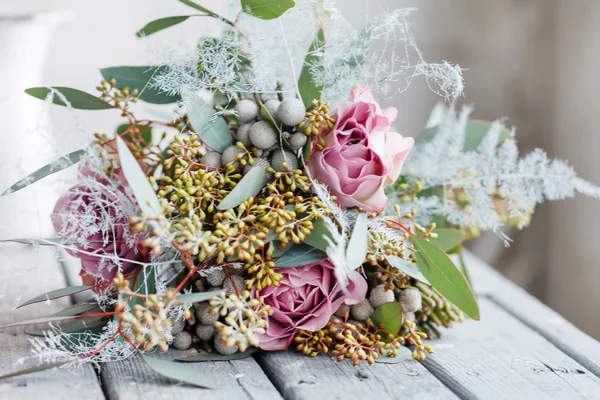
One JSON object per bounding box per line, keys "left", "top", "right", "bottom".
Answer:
{"left": 255, "top": 349, "right": 458, "bottom": 400}
{"left": 0, "top": 244, "right": 105, "bottom": 399}
{"left": 466, "top": 250, "right": 600, "bottom": 378}
{"left": 100, "top": 350, "right": 282, "bottom": 400}
{"left": 423, "top": 298, "right": 600, "bottom": 400}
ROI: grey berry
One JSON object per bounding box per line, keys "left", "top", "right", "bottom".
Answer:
{"left": 275, "top": 98, "right": 306, "bottom": 126}
{"left": 223, "top": 275, "right": 246, "bottom": 296}
{"left": 170, "top": 316, "right": 185, "bottom": 335}
{"left": 403, "top": 311, "right": 416, "bottom": 323}
{"left": 235, "top": 123, "right": 252, "bottom": 147}
{"left": 369, "top": 284, "right": 395, "bottom": 308}
{"left": 195, "top": 324, "right": 215, "bottom": 341}
{"left": 235, "top": 99, "right": 258, "bottom": 123}
{"left": 270, "top": 149, "right": 299, "bottom": 172}
{"left": 260, "top": 99, "right": 280, "bottom": 121}
{"left": 172, "top": 331, "right": 192, "bottom": 350}
{"left": 200, "top": 151, "right": 222, "bottom": 168}
{"left": 250, "top": 121, "right": 279, "bottom": 150}
{"left": 221, "top": 145, "right": 245, "bottom": 168}
{"left": 205, "top": 268, "right": 226, "bottom": 287}
{"left": 334, "top": 303, "right": 350, "bottom": 318}
{"left": 196, "top": 302, "right": 219, "bottom": 325}
{"left": 351, "top": 298, "right": 374, "bottom": 321}
{"left": 214, "top": 334, "right": 238, "bottom": 355}
{"left": 399, "top": 288, "right": 422, "bottom": 312}
{"left": 288, "top": 132, "right": 308, "bottom": 150}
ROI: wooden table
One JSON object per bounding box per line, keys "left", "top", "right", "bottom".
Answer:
{"left": 2, "top": 246, "right": 600, "bottom": 400}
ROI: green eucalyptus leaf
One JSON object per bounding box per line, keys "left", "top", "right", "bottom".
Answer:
{"left": 430, "top": 229, "right": 465, "bottom": 252}
{"left": 411, "top": 236, "right": 479, "bottom": 320}
{"left": 187, "top": 95, "right": 231, "bottom": 152}
{"left": 417, "top": 119, "right": 511, "bottom": 151}
{"left": 218, "top": 167, "right": 267, "bottom": 210}
{"left": 0, "top": 362, "right": 68, "bottom": 381}
{"left": 116, "top": 136, "right": 161, "bottom": 218}
{"left": 25, "top": 87, "right": 113, "bottom": 110}
{"left": 17, "top": 286, "right": 92, "bottom": 308}
{"left": 51, "top": 301, "right": 100, "bottom": 317}
{"left": 384, "top": 255, "right": 430, "bottom": 285}
{"left": 136, "top": 16, "right": 192, "bottom": 37}
{"left": 25, "top": 316, "right": 106, "bottom": 337}
{"left": 1, "top": 149, "right": 85, "bottom": 196}
{"left": 275, "top": 244, "right": 327, "bottom": 267}
{"left": 0, "top": 316, "right": 78, "bottom": 330}
{"left": 302, "top": 138, "right": 312, "bottom": 163}
{"left": 129, "top": 265, "right": 157, "bottom": 311}
{"left": 178, "top": 0, "right": 233, "bottom": 24}
{"left": 141, "top": 355, "right": 216, "bottom": 388}
{"left": 346, "top": 213, "right": 368, "bottom": 270}
{"left": 176, "top": 348, "right": 257, "bottom": 362}
{"left": 374, "top": 346, "right": 413, "bottom": 364}
{"left": 303, "top": 217, "right": 333, "bottom": 251}
{"left": 298, "top": 28, "right": 324, "bottom": 108}
{"left": 241, "top": 0, "right": 295, "bottom": 20}
{"left": 101, "top": 66, "right": 181, "bottom": 104}
{"left": 371, "top": 302, "right": 403, "bottom": 335}
{"left": 176, "top": 290, "right": 224, "bottom": 304}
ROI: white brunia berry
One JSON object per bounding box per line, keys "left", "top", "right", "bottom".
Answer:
{"left": 196, "top": 302, "right": 219, "bottom": 325}
{"left": 260, "top": 99, "right": 280, "bottom": 121}
{"left": 170, "top": 316, "right": 186, "bottom": 335}
{"left": 195, "top": 324, "right": 215, "bottom": 341}
{"left": 200, "top": 151, "right": 222, "bottom": 168}
{"left": 399, "top": 288, "right": 422, "bottom": 312}
{"left": 270, "top": 149, "right": 299, "bottom": 172}
{"left": 223, "top": 275, "right": 246, "bottom": 296}
{"left": 235, "top": 99, "right": 258, "bottom": 123}
{"left": 235, "top": 123, "right": 253, "bottom": 147}
{"left": 369, "top": 284, "right": 395, "bottom": 308}
{"left": 275, "top": 98, "right": 306, "bottom": 126}
{"left": 214, "top": 334, "right": 239, "bottom": 355}
{"left": 205, "top": 268, "right": 226, "bottom": 287}
{"left": 334, "top": 303, "right": 350, "bottom": 318}
{"left": 351, "top": 298, "right": 374, "bottom": 321}
{"left": 249, "top": 121, "right": 279, "bottom": 149}
{"left": 221, "top": 145, "right": 245, "bottom": 168}
{"left": 403, "top": 311, "right": 416, "bottom": 323}
{"left": 288, "top": 132, "right": 308, "bottom": 150}
{"left": 172, "top": 331, "right": 192, "bottom": 350}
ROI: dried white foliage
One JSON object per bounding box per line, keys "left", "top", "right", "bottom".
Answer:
{"left": 403, "top": 107, "right": 600, "bottom": 238}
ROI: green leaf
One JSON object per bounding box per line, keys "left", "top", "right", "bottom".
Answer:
{"left": 384, "top": 255, "right": 430, "bottom": 285}
{"left": 51, "top": 301, "right": 100, "bottom": 317}
{"left": 275, "top": 244, "right": 327, "bottom": 267}
{"left": 0, "top": 316, "right": 77, "bottom": 329}
{"left": 25, "top": 316, "right": 106, "bottom": 337}
{"left": 298, "top": 28, "right": 324, "bottom": 108}
{"left": 218, "top": 167, "right": 267, "bottom": 210}
{"left": 178, "top": 0, "right": 233, "bottom": 24}
{"left": 346, "top": 213, "right": 368, "bottom": 270}
{"left": 136, "top": 16, "right": 192, "bottom": 37}
{"left": 17, "top": 286, "right": 92, "bottom": 308}
{"left": 176, "top": 348, "right": 257, "bottom": 362}
{"left": 371, "top": 302, "right": 403, "bottom": 335}
{"left": 176, "top": 290, "right": 224, "bottom": 304}
{"left": 303, "top": 217, "right": 333, "bottom": 251}
{"left": 411, "top": 236, "right": 479, "bottom": 320}
{"left": 430, "top": 229, "right": 465, "bottom": 252}
{"left": 0, "top": 362, "right": 67, "bottom": 381}
{"left": 302, "top": 138, "right": 312, "bottom": 163}
{"left": 1, "top": 149, "right": 85, "bottom": 196}
{"left": 258, "top": 101, "right": 282, "bottom": 133}
{"left": 25, "top": 87, "right": 113, "bottom": 110}
{"left": 101, "top": 66, "right": 181, "bottom": 104}
{"left": 241, "top": 0, "right": 295, "bottom": 20}
{"left": 417, "top": 119, "right": 511, "bottom": 151}
{"left": 116, "top": 136, "right": 161, "bottom": 218}
{"left": 187, "top": 95, "right": 232, "bottom": 152}
{"left": 374, "top": 346, "right": 413, "bottom": 364}
{"left": 129, "top": 265, "right": 157, "bottom": 310}
{"left": 141, "top": 355, "right": 216, "bottom": 389}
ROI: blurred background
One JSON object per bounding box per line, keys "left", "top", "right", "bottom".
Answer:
{"left": 1, "top": 0, "right": 599, "bottom": 337}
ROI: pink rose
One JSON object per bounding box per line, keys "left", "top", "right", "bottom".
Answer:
{"left": 308, "top": 85, "right": 414, "bottom": 213}
{"left": 52, "top": 163, "right": 144, "bottom": 282}
{"left": 252, "top": 260, "right": 367, "bottom": 351}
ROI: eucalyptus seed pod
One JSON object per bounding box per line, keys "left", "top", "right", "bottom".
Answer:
{"left": 270, "top": 149, "right": 299, "bottom": 172}
{"left": 214, "top": 334, "right": 238, "bottom": 355}
{"left": 195, "top": 324, "right": 215, "bottom": 341}
{"left": 200, "top": 151, "right": 222, "bottom": 168}
{"left": 288, "top": 132, "right": 308, "bottom": 150}
{"left": 235, "top": 123, "right": 253, "bottom": 147}
{"left": 223, "top": 275, "right": 246, "bottom": 296}
{"left": 196, "top": 302, "right": 219, "bottom": 325}
{"left": 260, "top": 99, "right": 280, "bottom": 120}
{"left": 369, "top": 284, "right": 395, "bottom": 308}
{"left": 173, "top": 331, "right": 193, "bottom": 350}
{"left": 399, "top": 288, "right": 422, "bottom": 312}
{"left": 235, "top": 99, "right": 258, "bottom": 123}
{"left": 275, "top": 98, "right": 306, "bottom": 126}
{"left": 250, "top": 121, "right": 279, "bottom": 149}
{"left": 351, "top": 298, "right": 374, "bottom": 321}
{"left": 221, "top": 145, "right": 245, "bottom": 168}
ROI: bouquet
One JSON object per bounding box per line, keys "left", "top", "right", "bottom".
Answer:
{"left": 2, "top": 0, "right": 600, "bottom": 387}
